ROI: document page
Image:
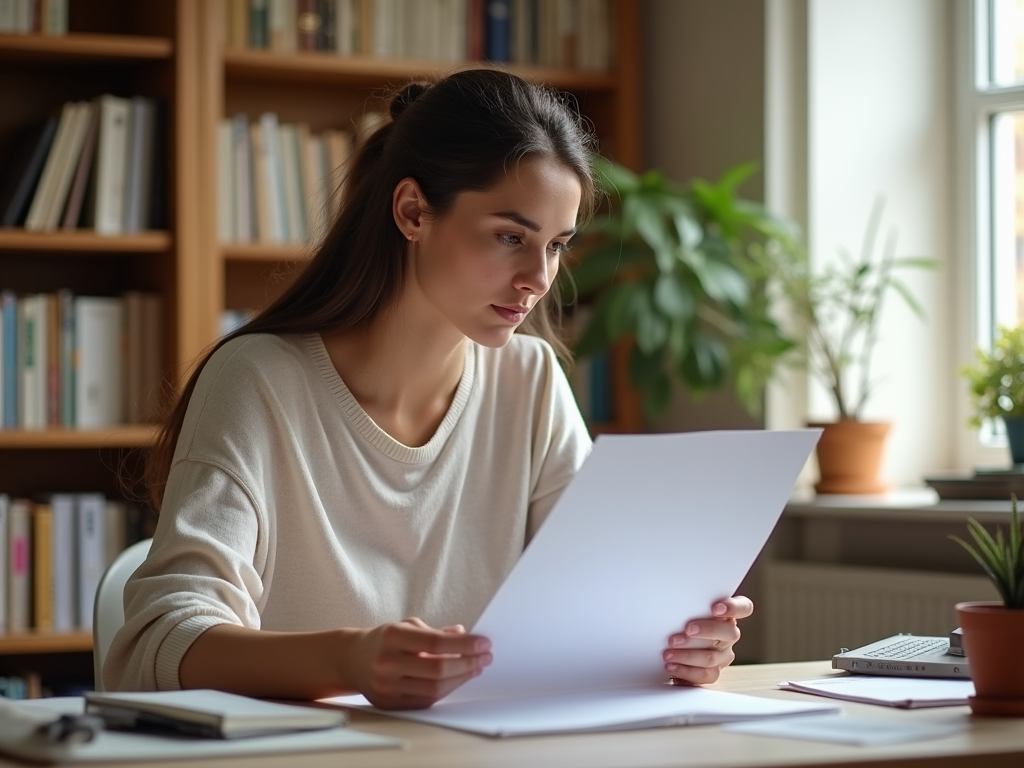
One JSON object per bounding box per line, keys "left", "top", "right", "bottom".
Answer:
{"left": 779, "top": 676, "right": 976, "bottom": 708}
{"left": 327, "top": 430, "right": 823, "bottom": 736}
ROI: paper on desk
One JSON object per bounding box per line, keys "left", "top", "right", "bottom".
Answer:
{"left": 724, "top": 713, "right": 968, "bottom": 746}
{"left": 779, "top": 676, "right": 975, "bottom": 708}
{"left": 325, "top": 430, "right": 823, "bottom": 736}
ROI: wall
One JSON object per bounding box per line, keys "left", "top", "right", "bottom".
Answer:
{"left": 643, "top": 0, "right": 767, "bottom": 433}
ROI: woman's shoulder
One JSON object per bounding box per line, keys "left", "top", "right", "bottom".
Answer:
{"left": 487, "top": 332, "right": 559, "bottom": 369}
{"left": 203, "top": 333, "right": 309, "bottom": 375}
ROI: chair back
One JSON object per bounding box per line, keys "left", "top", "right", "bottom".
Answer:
{"left": 92, "top": 538, "right": 152, "bottom": 691}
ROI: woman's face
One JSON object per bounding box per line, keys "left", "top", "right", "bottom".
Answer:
{"left": 408, "top": 156, "right": 583, "bottom": 348}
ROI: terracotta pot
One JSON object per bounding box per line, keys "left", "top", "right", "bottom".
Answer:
{"left": 808, "top": 419, "right": 890, "bottom": 495}
{"left": 956, "top": 601, "right": 1024, "bottom": 716}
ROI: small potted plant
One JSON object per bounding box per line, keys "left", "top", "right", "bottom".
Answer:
{"left": 752, "top": 201, "right": 936, "bottom": 494}
{"left": 950, "top": 495, "right": 1024, "bottom": 715}
{"left": 961, "top": 325, "right": 1024, "bottom": 465}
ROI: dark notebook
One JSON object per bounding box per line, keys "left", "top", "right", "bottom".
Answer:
{"left": 0, "top": 117, "right": 60, "bottom": 227}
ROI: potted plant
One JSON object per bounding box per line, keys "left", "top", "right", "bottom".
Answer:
{"left": 961, "top": 325, "right": 1024, "bottom": 465}
{"left": 567, "top": 158, "right": 795, "bottom": 418}
{"left": 950, "top": 495, "right": 1024, "bottom": 715}
{"left": 751, "top": 200, "right": 937, "bottom": 494}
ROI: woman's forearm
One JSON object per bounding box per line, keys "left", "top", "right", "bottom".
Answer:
{"left": 178, "top": 623, "right": 362, "bottom": 700}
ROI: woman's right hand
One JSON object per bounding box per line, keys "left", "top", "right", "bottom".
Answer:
{"left": 347, "top": 618, "right": 492, "bottom": 709}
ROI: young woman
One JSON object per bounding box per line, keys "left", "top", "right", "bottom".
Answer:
{"left": 104, "top": 69, "right": 753, "bottom": 709}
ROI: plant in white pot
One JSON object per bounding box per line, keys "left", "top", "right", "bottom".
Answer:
{"left": 950, "top": 495, "right": 1024, "bottom": 716}
{"left": 752, "top": 201, "right": 937, "bottom": 494}
{"left": 961, "top": 324, "right": 1024, "bottom": 466}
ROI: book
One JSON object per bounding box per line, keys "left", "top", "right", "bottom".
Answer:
{"left": 1, "top": 290, "right": 15, "bottom": 427}
{"left": 485, "top": 0, "right": 510, "bottom": 61}
{"left": 104, "top": 499, "right": 127, "bottom": 571}
{"left": 249, "top": 0, "right": 269, "bottom": 48}
{"left": 335, "top": 0, "right": 357, "bottom": 54}
{"left": 76, "top": 493, "right": 106, "bottom": 630}
{"left": 140, "top": 292, "right": 163, "bottom": 422}
{"left": 74, "top": 296, "right": 124, "bottom": 428}
{"left": 85, "top": 689, "right": 347, "bottom": 739}
{"left": 32, "top": 503, "right": 54, "bottom": 631}
{"left": 228, "top": 0, "right": 249, "bottom": 48}
{"left": 0, "top": 116, "right": 58, "bottom": 227}
{"left": 278, "top": 122, "right": 306, "bottom": 243}
{"left": 61, "top": 101, "right": 100, "bottom": 229}
{"left": 147, "top": 98, "right": 169, "bottom": 230}
{"left": 93, "top": 95, "right": 132, "bottom": 236}
{"left": 779, "top": 676, "right": 976, "bottom": 709}
{"left": 217, "top": 118, "right": 235, "bottom": 243}
{"left": 123, "top": 291, "right": 145, "bottom": 423}
{"left": 0, "top": 494, "right": 8, "bottom": 632}
{"left": 42, "top": 101, "right": 93, "bottom": 230}
{"left": 123, "top": 96, "right": 155, "bottom": 233}
{"left": 57, "top": 289, "right": 75, "bottom": 426}
{"left": 24, "top": 101, "right": 79, "bottom": 231}
{"left": 18, "top": 294, "right": 47, "bottom": 430}
{"left": 49, "top": 493, "right": 76, "bottom": 631}
{"left": 0, "top": 294, "right": 4, "bottom": 428}
{"left": 257, "top": 112, "right": 288, "bottom": 242}
{"left": 231, "top": 114, "right": 254, "bottom": 243}
{"left": 297, "top": 0, "right": 320, "bottom": 50}
{"left": 45, "top": 292, "right": 58, "bottom": 426}
{"left": 7, "top": 498, "right": 31, "bottom": 633}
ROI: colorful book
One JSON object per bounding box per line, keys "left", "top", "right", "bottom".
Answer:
{"left": 485, "top": 0, "right": 511, "bottom": 61}
{"left": 18, "top": 294, "right": 47, "bottom": 430}
{"left": 32, "top": 503, "right": 54, "bottom": 631}
{"left": 8, "top": 498, "right": 32, "bottom": 633}
{"left": 1, "top": 291, "right": 16, "bottom": 428}
{"left": 61, "top": 100, "right": 100, "bottom": 230}
{"left": 58, "top": 289, "right": 75, "bottom": 427}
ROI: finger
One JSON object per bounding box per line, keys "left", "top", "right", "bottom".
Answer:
{"left": 401, "top": 649, "right": 493, "bottom": 681}
{"left": 441, "top": 624, "right": 466, "bottom": 634}
{"left": 669, "top": 619, "right": 740, "bottom": 650}
{"left": 711, "top": 596, "right": 754, "bottom": 619}
{"left": 391, "top": 666, "right": 483, "bottom": 702}
{"left": 667, "top": 664, "right": 723, "bottom": 686}
{"left": 663, "top": 646, "right": 735, "bottom": 670}
{"left": 385, "top": 623, "right": 491, "bottom": 656}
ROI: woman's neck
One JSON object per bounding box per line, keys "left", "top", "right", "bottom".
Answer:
{"left": 320, "top": 311, "right": 467, "bottom": 448}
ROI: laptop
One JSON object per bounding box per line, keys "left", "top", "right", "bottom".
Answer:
{"left": 831, "top": 630, "right": 970, "bottom": 679}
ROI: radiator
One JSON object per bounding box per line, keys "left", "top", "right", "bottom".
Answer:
{"left": 762, "top": 561, "right": 999, "bottom": 662}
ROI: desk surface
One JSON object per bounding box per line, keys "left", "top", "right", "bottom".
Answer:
{"left": 10, "top": 661, "right": 1022, "bottom": 768}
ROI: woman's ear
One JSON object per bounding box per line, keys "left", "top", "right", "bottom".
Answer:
{"left": 393, "top": 177, "right": 427, "bottom": 242}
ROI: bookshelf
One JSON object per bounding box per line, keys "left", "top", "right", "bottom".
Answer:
{"left": 199, "top": 0, "right": 643, "bottom": 434}
{"left": 0, "top": 0, "right": 644, "bottom": 692}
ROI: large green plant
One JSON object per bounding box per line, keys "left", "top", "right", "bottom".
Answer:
{"left": 961, "top": 325, "right": 1024, "bottom": 427}
{"left": 567, "top": 158, "right": 794, "bottom": 417}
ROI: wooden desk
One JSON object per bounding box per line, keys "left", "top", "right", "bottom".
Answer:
{"left": 6, "top": 661, "right": 1021, "bottom": 768}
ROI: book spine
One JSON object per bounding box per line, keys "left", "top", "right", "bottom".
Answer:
{"left": 50, "top": 493, "right": 76, "bottom": 631}
{"left": 8, "top": 499, "right": 31, "bottom": 633}
{"left": 278, "top": 123, "right": 306, "bottom": 243}
{"left": 19, "top": 294, "right": 46, "bottom": 430}
{"left": 123, "top": 291, "right": 144, "bottom": 424}
{"left": 140, "top": 293, "right": 163, "bottom": 422}
{"left": 76, "top": 493, "right": 106, "bottom": 631}
{"left": 485, "top": 0, "right": 510, "bottom": 61}
{"left": 250, "top": 0, "right": 269, "bottom": 47}
{"left": 94, "top": 95, "right": 131, "bottom": 236}
{"left": 0, "top": 117, "right": 59, "bottom": 228}
{"left": 318, "top": 0, "right": 336, "bottom": 50}
{"left": 467, "top": 0, "right": 484, "bottom": 59}
{"left": 0, "top": 494, "right": 8, "bottom": 632}
{"left": 45, "top": 292, "right": 58, "bottom": 427}
{"left": 32, "top": 503, "right": 54, "bottom": 631}
{"left": 297, "top": 0, "right": 320, "bottom": 50}
{"left": 61, "top": 102, "right": 100, "bottom": 230}
{"left": 24, "top": 101, "right": 75, "bottom": 232}
{"left": 1, "top": 291, "right": 16, "bottom": 428}
{"left": 229, "top": 0, "right": 249, "bottom": 49}
{"left": 259, "top": 112, "right": 288, "bottom": 242}
{"left": 103, "top": 500, "right": 127, "bottom": 571}
{"left": 217, "top": 119, "right": 235, "bottom": 243}
{"left": 58, "top": 288, "right": 75, "bottom": 427}
{"left": 74, "top": 296, "right": 124, "bottom": 428}
{"left": 42, "top": 102, "right": 91, "bottom": 231}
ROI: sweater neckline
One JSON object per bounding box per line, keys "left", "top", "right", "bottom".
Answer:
{"left": 305, "top": 333, "right": 476, "bottom": 464}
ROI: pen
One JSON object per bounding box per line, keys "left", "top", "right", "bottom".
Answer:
{"left": 34, "top": 714, "right": 104, "bottom": 745}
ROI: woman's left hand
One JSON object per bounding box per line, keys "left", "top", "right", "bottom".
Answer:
{"left": 662, "top": 596, "right": 753, "bottom": 686}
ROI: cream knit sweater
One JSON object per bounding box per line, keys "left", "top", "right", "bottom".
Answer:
{"left": 103, "top": 332, "right": 591, "bottom": 691}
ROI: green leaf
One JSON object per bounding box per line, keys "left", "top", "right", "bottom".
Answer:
{"left": 680, "top": 336, "right": 729, "bottom": 389}
{"left": 594, "top": 157, "right": 640, "bottom": 195}
{"left": 694, "top": 259, "right": 750, "bottom": 305}
{"left": 606, "top": 281, "right": 648, "bottom": 340}
{"left": 643, "top": 373, "right": 673, "bottom": 417}
{"left": 635, "top": 297, "right": 669, "bottom": 354}
{"left": 629, "top": 345, "right": 664, "bottom": 388}
{"left": 673, "top": 212, "right": 702, "bottom": 251}
{"left": 888, "top": 277, "right": 927, "bottom": 319}
{"left": 653, "top": 274, "right": 695, "bottom": 321}
{"left": 571, "top": 243, "right": 635, "bottom": 296}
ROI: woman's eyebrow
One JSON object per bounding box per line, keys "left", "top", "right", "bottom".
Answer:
{"left": 492, "top": 211, "right": 577, "bottom": 238}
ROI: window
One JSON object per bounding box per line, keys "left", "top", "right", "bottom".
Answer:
{"left": 962, "top": 0, "right": 1024, "bottom": 453}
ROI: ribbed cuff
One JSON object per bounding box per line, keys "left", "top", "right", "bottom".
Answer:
{"left": 154, "top": 615, "right": 230, "bottom": 691}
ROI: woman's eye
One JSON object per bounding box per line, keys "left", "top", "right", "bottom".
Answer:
{"left": 550, "top": 241, "right": 571, "bottom": 256}
{"left": 497, "top": 233, "right": 523, "bottom": 247}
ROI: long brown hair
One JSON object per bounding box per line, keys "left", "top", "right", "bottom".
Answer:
{"left": 146, "top": 68, "right": 599, "bottom": 511}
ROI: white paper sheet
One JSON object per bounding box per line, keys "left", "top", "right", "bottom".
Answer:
{"left": 724, "top": 713, "right": 969, "bottom": 746}
{"left": 326, "top": 430, "right": 823, "bottom": 736}
{"left": 779, "top": 676, "right": 976, "bottom": 708}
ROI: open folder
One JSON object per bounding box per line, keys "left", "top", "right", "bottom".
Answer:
{"left": 325, "top": 429, "right": 837, "bottom": 737}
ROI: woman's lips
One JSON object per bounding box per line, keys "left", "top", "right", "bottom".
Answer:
{"left": 492, "top": 304, "right": 528, "bottom": 323}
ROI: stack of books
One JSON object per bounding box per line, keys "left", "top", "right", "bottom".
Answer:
{"left": 227, "top": 0, "right": 613, "bottom": 72}
{"left": 0, "top": 492, "right": 152, "bottom": 634}
{"left": 0, "top": 95, "right": 167, "bottom": 234}
{"left": 0, "top": 0, "right": 67, "bottom": 35}
{"left": 218, "top": 112, "right": 372, "bottom": 245}
{"left": 0, "top": 290, "right": 163, "bottom": 430}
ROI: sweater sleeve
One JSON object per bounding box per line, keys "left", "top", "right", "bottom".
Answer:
{"left": 102, "top": 458, "right": 267, "bottom": 692}
{"left": 525, "top": 343, "right": 593, "bottom": 541}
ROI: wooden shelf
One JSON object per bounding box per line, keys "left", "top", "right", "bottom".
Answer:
{"left": 222, "top": 243, "right": 312, "bottom": 262}
{"left": 0, "top": 230, "right": 171, "bottom": 253}
{"left": 0, "top": 631, "right": 92, "bottom": 655}
{"left": 223, "top": 50, "right": 619, "bottom": 91}
{"left": 0, "top": 425, "right": 158, "bottom": 449}
{"left": 0, "top": 32, "right": 173, "bottom": 62}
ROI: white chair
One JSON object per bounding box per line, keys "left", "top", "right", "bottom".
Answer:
{"left": 92, "top": 538, "right": 152, "bottom": 691}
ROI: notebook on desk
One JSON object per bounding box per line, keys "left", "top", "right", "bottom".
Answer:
{"left": 832, "top": 632, "right": 970, "bottom": 679}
